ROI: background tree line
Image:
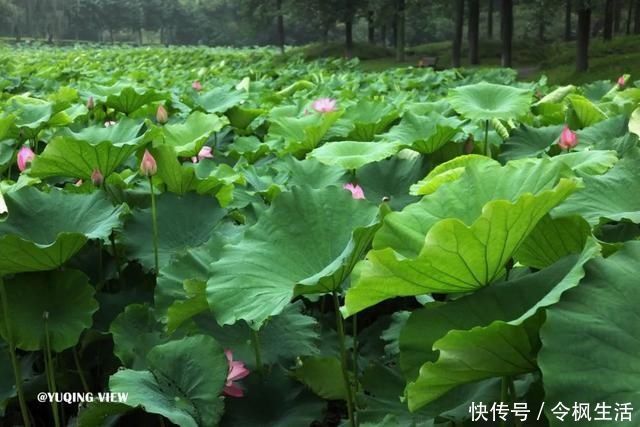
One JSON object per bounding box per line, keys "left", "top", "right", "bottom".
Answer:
{"left": 1, "top": 0, "right": 639, "bottom": 71}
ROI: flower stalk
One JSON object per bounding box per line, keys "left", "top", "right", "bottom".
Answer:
{"left": 332, "top": 290, "right": 357, "bottom": 427}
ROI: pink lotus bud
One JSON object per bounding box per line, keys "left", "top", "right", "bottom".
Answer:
{"left": 191, "top": 146, "right": 214, "bottom": 163}
{"left": 617, "top": 75, "right": 627, "bottom": 88}
{"left": 87, "top": 96, "right": 95, "bottom": 110}
{"left": 156, "top": 104, "right": 169, "bottom": 124}
{"left": 140, "top": 149, "right": 157, "bottom": 176}
{"left": 91, "top": 169, "right": 104, "bottom": 186}
{"left": 463, "top": 139, "right": 475, "bottom": 154}
{"left": 17, "top": 146, "right": 35, "bottom": 172}
{"left": 558, "top": 125, "right": 578, "bottom": 150}
{"left": 311, "top": 98, "right": 337, "bottom": 113}
{"left": 223, "top": 349, "right": 250, "bottom": 397}
{"left": 343, "top": 183, "right": 365, "bottom": 200}
{"left": 192, "top": 80, "right": 203, "bottom": 91}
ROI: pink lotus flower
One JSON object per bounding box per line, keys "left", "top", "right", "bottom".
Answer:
{"left": 87, "top": 96, "right": 95, "bottom": 110}
{"left": 343, "top": 183, "right": 365, "bottom": 200}
{"left": 17, "top": 146, "right": 35, "bottom": 172}
{"left": 558, "top": 126, "right": 578, "bottom": 150}
{"left": 192, "top": 80, "right": 203, "bottom": 91}
{"left": 312, "top": 98, "right": 337, "bottom": 113}
{"left": 223, "top": 350, "right": 249, "bottom": 397}
{"left": 104, "top": 120, "right": 116, "bottom": 127}
{"left": 617, "top": 75, "right": 627, "bottom": 88}
{"left": 191, "top": 146, "right": 214, "bottom": 163}
{"left": 140, "top": 149, "right": 157, "bottom": 176}
{"left": 91, "top": 169, "right": 104, "bottom": 186}
{"left": 156, "top": 104, "right": 169, "bottom": 124}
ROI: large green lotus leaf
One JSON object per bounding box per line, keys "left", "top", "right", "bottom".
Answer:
{"left": 553, "top": 152, "right": 640, "bottom": 224}
{"left": 629, "top": 107, "right": 640, "bottom": 137}
{"left": 515, "top": 215, "right": 592, "bottom": 269}
{"left": 539, "top": 242, "right": 640, "bottom": 426}
{"left": 0, "top": 270, "right": 98, "bottom": 352}
{"left": 409, "top": 154, "right": 493, "bottom": 196}
{"left": 207, "top": 186, "right": 380, "bottom": 327}
{"left": 356, "top": 154, "right": 429, "bottom": 210}
{"left": 566, "top": 94, "right": 607, "bottom": 128}
{"left": 294, "top": 357, "right": 349, "bottom": 400}
{"left": 576, "top": 115, "right": 628, "bottom": 146}
{"left": 308, "top": 140, "right": 400, "bottom": 170}
{"left": 548, "top": 150, "right": 619, "bottom": 175}
{"left": 340, "top": 99, "right": 399, "bottom": 141}
{"left": 276, "top": 157, "right": 348, "bottom": 190}
{"left": 226, "top": 106, "right": 265, "bottom": 131}
{"left": 221, "top": 366, "right": 324, "bottom": 427}
{"left": 406, "top": 315, "right": 542, "bottom": 411}
{"left": 98, "top": 85, "right": 166, "bottom": 114}
{"left": 376, "top": 158, "right": 573, "bottom": 260}
{"left": 8, "top": 96, "right": 53, "bottom": 131}
{"left": 268, "top": 111, "right": 341, "bottom": 156}
{"left": 29, "top": 119, "right": 146, "bottom": 179}
{"left": 121, "top": 192, "right": 226, "bottom": 271}
{"left": 0, "top": 188, "right": 127, "bottom": 274}
{"left": 380, "top": 111, "right": 463, "bottom": 154}
{"left": 109, "top": 335, "right": 227, "bottom": 427}
{"left": 499, "top": 124, "right": 564, "bottom": 161}
{"left": 533, "top": 84, "right": 576, "bottom": 106}
{"left": 0, "top": 344, "right": 16, "bottom": 416}
{"left": 344, "top": 178, "right": 578, "bottom": 316}
{"left": 161, "top": 111, "right": 227, "bottom": 156}
{"left": 400, "top": 244, "right": 598, "bottom": 410}
{"left": 110, "top": 304, "right": 168, "bottom": 370}
{"left": 448, "top": 82, "right": 532, "bottom": 122}
{"left": 0, "top": 115, "right": 15, "bottom": 140}
{"left": 195, "top": 86, "right": 248, "bottom": 113}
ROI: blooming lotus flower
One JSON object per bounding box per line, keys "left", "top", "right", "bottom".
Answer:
{"left": 17, "top": 146, "right": 35, "bottom": 172}
{"left": 223, "top": 350, "right": 249, "bottom": 397}
{"left": 156, "top": 104, "right": 169, "bottom": 124}
{"left": 104, "top": 120, "right": 116, "bottom": 127}
{"left": 558, "top": 126, "right": 578, "bottom": 150}
{"left": 192, "top": 80, "right": 203, "bottom": 91}
{"left": 617, "top": 75, "right": 627, "bottom": 88}
{"left": 140, "top": 149, "right": 157, "bottom": 176}
{"left": 91, "top": 169, "right": 104, "bottom": 186}
{"left": 312, "top": 98, "right": 337, "bottom": 113}
{"left": 87, "top": 96, "right": 95, "bottom": 110}
{"left": 343, "top": 183, "right": 365, "bottom": 200}
{"left": 191, "top": 146, "right": 214, "bottom": 163}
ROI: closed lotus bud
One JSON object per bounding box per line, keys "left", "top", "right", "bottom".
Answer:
{"left": 140, "top": 149, "right": 157, "bottom": 177}
{"left": 91, "top": 168, "right": 104, "bottom": 186}
{"left": 87, "top": 96, "right": 95, "bottom": 110}
{"left": 156, "top": 104, "right": 169, "bottom": 124}
{"left": 558, "top": 125, "right": 578, "bottom": 150}
{"left": 192, "top": 80, "right": 202, "bottom": 91}
{"left": 464, "top": 139, "right": 475, "bottom": 154}
{"left": 617, "top": 75, "right": 627, "bottom": 88}
{"left": 17, "top": 146, "right": 35, "bottom": 172}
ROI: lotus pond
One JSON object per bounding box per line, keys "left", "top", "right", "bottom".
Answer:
{"left": 0, "top": 45, "right": 639, "bottom": 427}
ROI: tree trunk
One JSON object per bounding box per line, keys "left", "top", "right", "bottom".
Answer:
{"left": 392, "top": 17, "right": 398, "bottom": 48}
{"left": 276, "top": 0, "right": 285, "bottom": 54}
{"left": 368, "top": 10, "right": 375, "bottom": 43}
{"left": 614, "top": 0, "right": 623, "bottom": 32}
{"left": 468, "top": 0, "right": 480, "bottom": 65}
{"left": 396, "top": 0, "right": 405, "bottom": 61}
{"left": 138, "top": 28, "right": 143, "bottom": 45}
{"left": 626, "top": 0, "right": 633, "bottom": 34}
{"left": 577, "top": 3, "right": 591, "bottom": 71}
{"left": 452, "top": 0, "right": 464, "bottom": 67}
{"left": 381, "top": 24, "right": 387, "bottom": 47}
{"left": 565, "top": 0, "right": 572, "bottom": 40}
{"left": 604, "top": 0, "right": 614, "bottom": 40}
{"left": 501, "top": 0, "right": 513, "bottom": 67}
{"left": 488, "top": 0, "right": 494, "bottom": 39}
{"left": 109, "top": 28, "right": 114, "bottom": 43}
{"left": 538, "top": 1, "right": 546, "bottom": 42}
{"left": 634, "top": 0, "right": 640, "bottom": 33}
{"left": 345, "top": 0, "right": 354, "bottom": 58}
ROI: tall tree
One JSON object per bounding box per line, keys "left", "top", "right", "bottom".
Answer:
{"left": 537, "top": 0, "right": 546, "bottom": 41}
{"left": 603, "top": 0, "right": 614, "bottom": 40}
{"left": 565, "top": 0, "right": 572, "bottom": 40}
{"left": 634, "top": 0, "right": 640, "bottom": 33}
{"left": 468, "top": 0, "right": 480, "bottom": 65}
{"left": 488, "top": 0, "right": 494, "bottom": 39}
{"left": 452, "top": 0, "right": 464, "bottom": 67}
{"left": 576, "top": 0, "right": 591, "bottom": 71}
{"left": 395, "top": 0, "right": 405, "bottom": 61}
{"left": 501, "top": 0, "right": 513, "bottom": 67}
{"left": 626, "top": 0, "right": 634, "bottom": 34}
{"left": 367, "top": 9, "right": 375, "bottom": 43}
{"left": 614, "top": 0, "right": 623, "bottom": 32}
{"left": 276, "top": 0, "right": 285, "bottom": 53}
